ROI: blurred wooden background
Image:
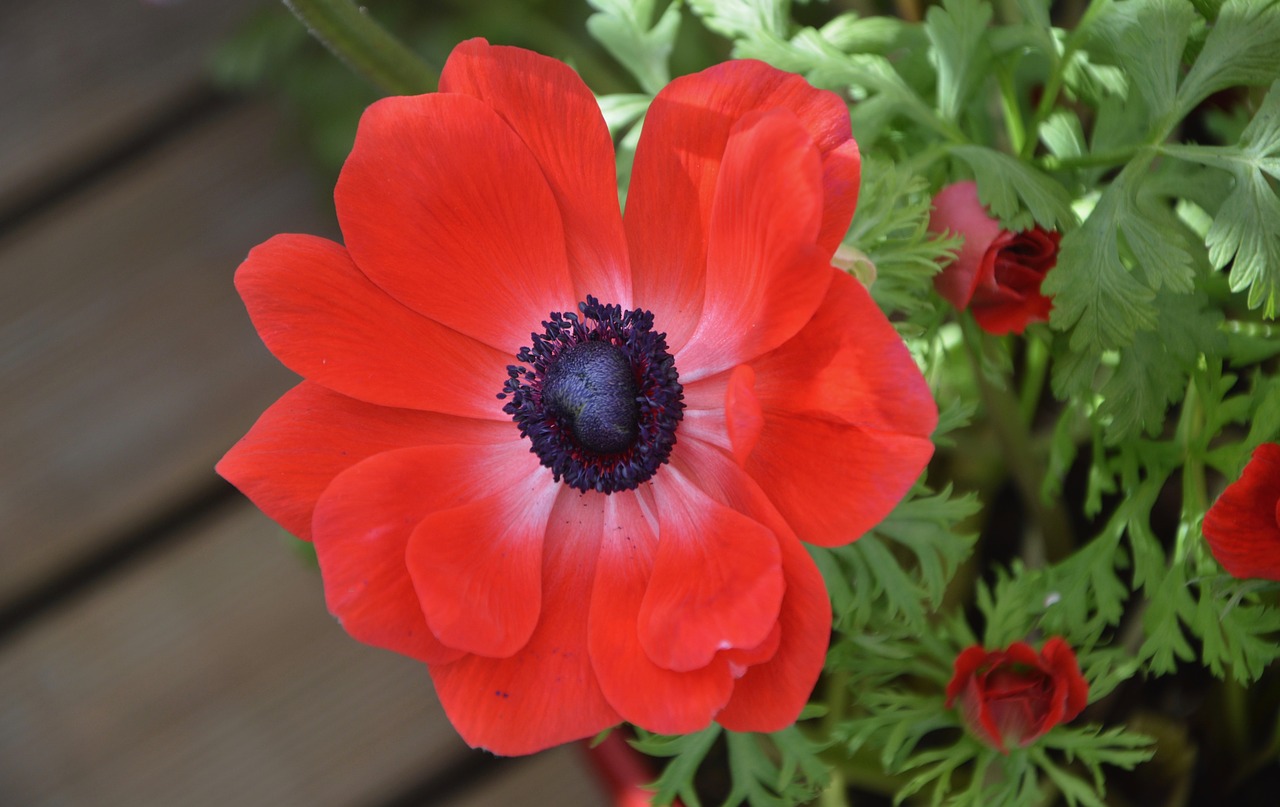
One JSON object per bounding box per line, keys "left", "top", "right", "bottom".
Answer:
{"left": 0, "top": 1, "right": 610, "bottom": 804}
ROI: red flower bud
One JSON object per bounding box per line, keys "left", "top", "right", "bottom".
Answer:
{"left": 929, "top": 181, "right": 1058, "bottom": 335}
{"left": 1203, "top": 443, "right": 1280, "bottom": 581}
{"left": 945, "top": 637, "right": 1088, "bottom": 753}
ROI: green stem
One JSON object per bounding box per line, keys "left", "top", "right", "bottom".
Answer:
{"left": 1222, "top": 319, "right": 1280, "bottom": 339}
{"left": 819, "top": 670, "right": 851, "bottom": 806}
{"left": 1017, "top": 0, "right": 1109, "bottom": 161}
{"left": 833, "top": 747, "right": 910, "bottom": 799}
{"left": 818, "top": 769, "right": 848, "bottom": 807}
{"left": 961, "top": 324, "right": 1075, "bottom": 565}
{"left": 1231, "top": 702, "right": 1280, "bottom": 789}
{"left": 282, "top": 0, "right": 438, "bottom": 95}
{"left": 997, "top": 67, "right": 1027, "bottom": 156}
{"left": 1222, "top": 674, "right": 1250, "bottom": 760}
{"left": 1018, "top": 334, "right": 1049, "bottom": 425}
{"left": 1038, "top": 147, "right": 1141, "bottom": 171}
{"left": 900, "top": 143, "right": 951, "bottom": 177}
{"left": 1174, "top": 376, "right": 1208, "bottom": 565}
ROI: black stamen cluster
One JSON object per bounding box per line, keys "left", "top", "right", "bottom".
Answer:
{"left": 498, "top": 296, "right": 684, "bottom": 494}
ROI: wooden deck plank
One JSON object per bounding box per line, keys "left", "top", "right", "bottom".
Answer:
{"left": 0, "top": 0, "right": 265, "bottom": 215}
{"left": 441, "top": 746, "right": 611, "bottom": 807}
{"left": 0, "top": 502, "right": 481, "bottom": 807}
{"left": 0, "top": 102, "right": 325, "bottom": 607}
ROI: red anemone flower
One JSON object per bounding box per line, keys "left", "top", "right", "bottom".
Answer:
{"left": 929, "top": 180, "right": 1058, "bottom": 335}
{"left": 1203, "top": 443, "right": 1280, "bottom": 581}
{"left": 218, "top": 39, "right": 938, "bottom": 755}
{"left": 945, "top": 637, "right": 1089, "bottom": 753}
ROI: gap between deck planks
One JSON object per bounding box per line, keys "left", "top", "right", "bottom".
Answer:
{"left": 0, "top": 0, "right": 266, "bottom": 220}
{"left": 0, "top": 101, "right": 319, "bottom": 612}
{"left": 0, "top": 500, "right": 493, "bottom": 806}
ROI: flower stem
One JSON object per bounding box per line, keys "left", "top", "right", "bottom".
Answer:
{"left": 1017, "top": 0, "right": 1109, "bottom": 161}
{"left": 1174, "top": 376, "right": 1208, "bottom": 565}
{"left": 961, "top": 323, "right": 1074, "bottom": 564}
{"left": 1222, "top": 673, "right": 1251, "bottom": 760}
{"left": 997, "top": 67, "right": 1027, "bottom": 156}
{"left": 1018, "top": 334, "right": 1049, "bottom": 424}
{"left": 1037, "top": 147, "right": 1141, "bottom": 171}
{"left": 819, "top": 669, "right": 851, "bottom": 806}
{"left": 1231, "top": 699, "right": 1280, "bottom": 789}
{"left": 281, "top": 0, "right": 438, "bottom": 95}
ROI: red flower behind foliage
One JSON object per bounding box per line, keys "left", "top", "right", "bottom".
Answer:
{"left": 1203, "top": 443, "right": 1280, "bottom": 581}
{"left": 945, "top": 637, "right": 1088, "bottom": 753}
{"left": 929, "top": 181, "right": 1058, "bottom": 335}
{"left": 217, "top": 40, "right": 938, "bottom": 754}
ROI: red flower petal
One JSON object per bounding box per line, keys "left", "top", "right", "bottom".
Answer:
{"left": 407, "top": 474, "right": 559, "bottom": 658}
{"left": 336, "top": 92, "right": 575, "bottom": 354}
{"left": 946, "top": 638, "right": 1088, "bottom": 754}
{"left": 429, "top": 486, "right": 621, "bottom": 755}
{"left": 235, "top": 233, "right": 509, "bottom": 418}
{"left": 441, "top": 39, "right": 631, "bottom": 307}
{"left": 719, "top": 622, "right": 783, "bottom": 673}
{"left": 724, "top": 364, "right": 764, "bottom": 465}
{"left": 716, "top": 529, "right": 829, "bottom": 731}
{"left": 930, "top": 181, "right": 1001, "bottom": 310}
{"left": 671, "top": 438, "right": 832, "bottom": 730}
{"left": 945, "top": 645, "right": 991, "bottom": 706}
{"left": 311, "top": 442, "right": 544, "bottom": 666}
{"left": 966, "top": 672, "right": 1009, "bottom": 752}
{"left": 1033, "top": 637, "right": 1088, "bottom": 740}
{"left": 589, "top": 489, "right": 736, "bottom": 733}
{"left": 678, "top": 109, "right": 832, "bottom": 381}
{"left": 1203, "top": 443, "right": 1280, "bottom": 581}
{"left": 216, "top": 382, "right": 508, "bottom": 540}
{"left": 969, "top": 229, "right": 1058, "bottom": 335}
{"left": 640, "top": 465, "right": 784, "bottom": 672}
{"left": 745, "top": 270, "right": 937, "bottom": 546}
{"left": 1041, "top": 637, "right": 1089, "bottom": 721}
{"left": 626, "top": 59, "right": 860, "bottom": 351}
{"left": 1001, "top": 641, "right": 1042, "bottom": 668}
{"left": 754, "top": 271, "right": 938, "bottom": 427}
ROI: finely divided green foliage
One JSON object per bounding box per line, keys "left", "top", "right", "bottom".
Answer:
{"left": 845, "top": 157, "right": 959, "bottom": 317}
{"left": 924, "top": 0, "right": 992, "bottom": 123}
{"left": 631, "top": 726, "right": 722, "bottom": 807}
{"left": 1049, "top": 0, "right": 1280, "bottom": 351}
{"left": 1086, "top": 0, "right": 1196, "bottom": 128}
{"left": 814, "top": 485, "right": 978, "bottom": 635}
{"left": 631, "top": 725, "right": 830, "bottom": 807}
{"left": 589, "top": 0, "right": 1280, "bottom": 804}
{"left": 1042, "top": 171, "right": 1158, "bottom": 356}
{"left": 1199, "top": 81, "right": 1280, "bottom": 315}
{"left": 586, "top": 0, "right": 682, "bottom": 95}
{"left": 1177, "top": 0, "right": 1280, "bottom": 120}
{"left": 950, "top": 144, "right": 1075, "bottom": 231}
{"left": 723, "top": 729, "right": 830, "bottom": 807}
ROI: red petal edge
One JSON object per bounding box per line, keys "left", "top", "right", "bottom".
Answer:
{"left": 407, "top": 475, "right": 559, "bottom": 658}
{"left": 335, "top": 91, "right": 575, "bottom": 354}
{"left": 677, "top": 108, "right": 831, "bottom": 381}
{"left": 672, "top": 437, "right": 833, "bottom": 731}
{"left": 311, "top": 441, "right": 540, "bottom": 665}
{"left": 429, "top": 486, "right": 621, "bottom": 755}
{"left": 640, "top": 465, "right": 784, "bottom": 672}
{"left": 234, "top": 233, "right": 509, "bottom": 419}
{"left": 626, "top": 59, "right": 860, "bottom": 353}
{"left": 216, "top": 382, "right": 509, "bottom": 541}
{"left": 589, "top": 489, "right": 737, "bottom": 734}
{"left": 1203, "top": 443, "right": 1280, "bottom": 581}
{"left": 441, "top": 39, "right": 631, "bottom": 307}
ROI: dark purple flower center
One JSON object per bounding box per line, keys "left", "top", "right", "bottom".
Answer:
{"left": 498, "top": 296, "right": 684, "bottom": 494}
